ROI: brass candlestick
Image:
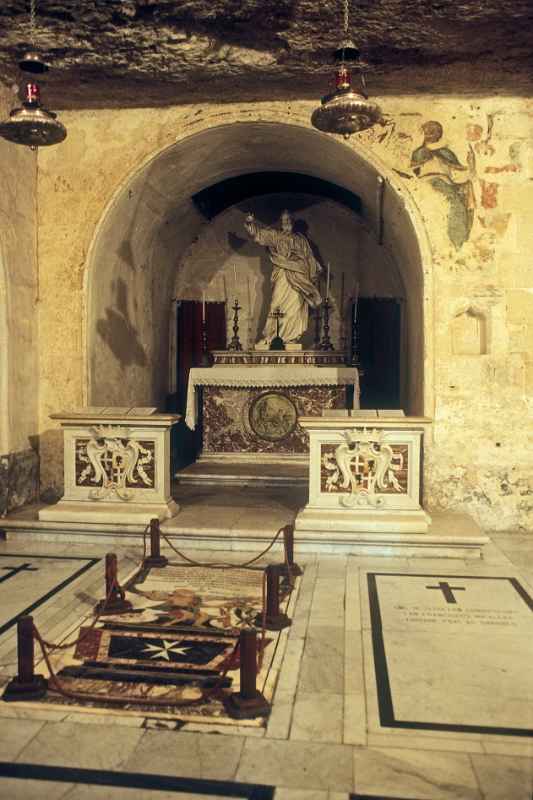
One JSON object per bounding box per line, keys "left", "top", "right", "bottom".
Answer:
{"left": 350, "top": 296, "right": 359, "bottom": 366}
{"left": 200, "top": 317, "right": 211, "bottom": 366}
{"left": 320, "top": 298, "right": 334, "bottom": 351}
{"left": 228, "top": 298, "right": 243, "bottom": 351}
{"left": 269, "top": 307, "right": 285, "bottom": 351}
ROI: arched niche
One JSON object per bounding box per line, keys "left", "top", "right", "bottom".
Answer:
{"left": 85, "top": 121, "right": 432, "bottom": 417}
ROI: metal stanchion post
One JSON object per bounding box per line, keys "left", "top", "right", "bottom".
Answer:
{"left": 143, "top": 518, "right": 168, "bottom": 568}
{"left": 3, "top": 616, "right": 48, "bottom": 701}
{"left": 280, "top": 524, "right": 303, "bottom": 577}
{"left": 255, "top": 565, "right": 291, "bottom": 630}
{"left": 224, "top": 628, "right": 270, "bottom": 719}
{"left": 94, "top": 553, "right": 133, "bottom": 615}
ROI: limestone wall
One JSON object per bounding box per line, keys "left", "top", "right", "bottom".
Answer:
{"left": 0, "top": 85, "right": 39, "bottom": 514}
{"left": 35, "top": 97, "right": 533, "bottom": 530}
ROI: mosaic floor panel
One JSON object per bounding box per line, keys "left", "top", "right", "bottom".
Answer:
{"left": 8, "top": 560, "right": 299, "bottom": 727}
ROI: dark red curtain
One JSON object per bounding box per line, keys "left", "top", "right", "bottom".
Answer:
{"left": 171, "top": 300, "right": 227, "bottom": 469}
{"left": 357, "top": 298, "right": 401, "bottom": 410}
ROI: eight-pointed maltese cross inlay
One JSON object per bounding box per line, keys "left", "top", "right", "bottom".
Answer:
{"left": 141, "top": 640, "right": 191, "bottom": 660}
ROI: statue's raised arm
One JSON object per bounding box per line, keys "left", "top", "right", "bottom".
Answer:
{"left": 243, "top": 210, "right": 323, "bottom": 347}
{"left": 244, "top": 213, "right": 280, "bottom": 250}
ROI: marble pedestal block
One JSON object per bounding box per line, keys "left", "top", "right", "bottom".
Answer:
{"left": 295, "top": 415, "right": 432, "bottom": 539}
{"left": 39, "top": 409, "right": 180, "bottom": 525}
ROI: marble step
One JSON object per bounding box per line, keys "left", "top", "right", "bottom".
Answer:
{"left": 175, "top": 458, "right": 308, "bottom": 488}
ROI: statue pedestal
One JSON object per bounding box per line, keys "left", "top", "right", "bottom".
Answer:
{"left": 295, "top": 414, "right": 432, "bottom": 538}
{"left": 39, "top": 409, "right": 180, "bottom": 526}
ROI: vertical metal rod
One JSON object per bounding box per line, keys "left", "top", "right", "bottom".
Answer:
{"left": 149, "top": 518, "right": 161, "bottom": 559}
{"left": 239, "top": 628, "right": 258, "bottom": 700}
{"left": 283, "top": 525, "right": 294, "bottom": 567}
{"left": 266, "top": 565, "right": 281, "bottom": 618}
{"left": 3, "top": 613, "right": 48, "bottom": 700}
{"left": 95, "top": 552, "right": 132, "bottom": 615}
{"left": 351, "top": 297, "right": 359, "bottom": 367}
{"left": 376, "top": 175, "right": 385, "bottom": 245}
{"left": 17, "top": 616, "right": 35, "bottom": 684}
{"left": 105, "top": 553, "right": 118, "bottom": 600}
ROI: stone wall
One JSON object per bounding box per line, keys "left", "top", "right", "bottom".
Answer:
{"left": 35, "top": 97, "right": 533, "bottom": 531}
{"left": 0, "top": 85, "right": 40, "bottom": 515}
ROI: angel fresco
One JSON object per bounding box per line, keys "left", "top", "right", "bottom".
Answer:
{"left": 411, "top": 120, "right": 476, "bottom": 250}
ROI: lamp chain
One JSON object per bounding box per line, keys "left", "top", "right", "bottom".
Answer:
{"left": 30, "top": 0, "right": 36, "bottom": 45}
{"left": 343, "top": 0, "right": 350, "bottom": 35}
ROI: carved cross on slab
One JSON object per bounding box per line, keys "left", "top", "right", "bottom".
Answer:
{"left": 425, "top": 581, "right": 466, "bottom": 604}
{"left": 0, "top": 562, "right": 39, "bottom": 584}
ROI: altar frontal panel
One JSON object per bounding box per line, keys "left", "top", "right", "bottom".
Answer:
{"left": 366, "top": 572, "right": 533, "bottom": 737}
{"left": 203, "top": 385, "right": 348, "bottom": 455}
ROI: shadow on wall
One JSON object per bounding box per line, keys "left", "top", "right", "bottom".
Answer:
{"left": 38, "top": 429, "right": 64, "bottom": 504}
{"left": 227, "top": 227, "right": 273, "bottom": 344}
{"left": 0, "top": 447, "right": 40, "bottom": 514}
{"left": 96, "top": 276, "right": 147, "bottom": 367}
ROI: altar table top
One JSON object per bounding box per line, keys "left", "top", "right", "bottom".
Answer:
{"left": 185, "top": 365, "right": 359, "bottom": 430}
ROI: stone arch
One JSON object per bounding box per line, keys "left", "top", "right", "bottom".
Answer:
{"left": 84, "top": 120, "right": 434, "bottom": 417}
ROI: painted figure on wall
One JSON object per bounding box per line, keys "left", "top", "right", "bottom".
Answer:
{"left": 244, "top": 210, "right": 322, "bottom": 346}
{"left": 411, "top": 121, "right": 476, "bottom": 249}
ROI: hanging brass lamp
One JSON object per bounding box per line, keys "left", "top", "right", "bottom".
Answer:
{"left": 0, "top": 1, "right": 67, "bottom": 150}
{"left": 0, "top": 80, "right": 67, "bottom": 150}
{"left": 311, "top": 0, "right": 382, "bottom": 139}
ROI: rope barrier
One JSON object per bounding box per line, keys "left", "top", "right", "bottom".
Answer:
{"left": 159, "top": 524, "right": 286, "bottom": 570}
{"left": 10, "top": 519, "right": 299, "bottom": 710}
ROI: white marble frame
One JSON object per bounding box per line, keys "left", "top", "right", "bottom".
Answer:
{"left": 307, "top": 427, "right": 424, "bottom": 513}
{"left": 39, "top": 412, "right": 180, "bottom": 524}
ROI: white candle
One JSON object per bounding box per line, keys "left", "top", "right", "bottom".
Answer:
{"left": 233, "top": 263, "right": 238, "bottom": 296}
{"left": 202, "top": 291, "right": 206, "bottom": 322}
{"left": 326, "top": 263, "right": 331, "bottom": 299}
{"left": 353, "top": 282, "right": 359, "bottom": 323}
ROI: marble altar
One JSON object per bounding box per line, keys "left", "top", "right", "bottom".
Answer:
{"left": 38, "top": 408, "right": 180, "bottom": 524}
{"left": 185, "top": 362, "right": 360, "bottom": 460}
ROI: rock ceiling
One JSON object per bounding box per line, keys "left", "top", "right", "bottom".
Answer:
{"left": 0, "top": 0, "right": 532, "bottom": 109}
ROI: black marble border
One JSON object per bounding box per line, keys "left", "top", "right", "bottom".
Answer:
{"left": 0, "top": 762, "right": 274, "bottom": 799}
{"left": 0, "top": 554, "right": 101, "bottom": 637}
{"left": 351, "top": 795, "right": 425, "bottom": 800}
{"left": 367, "top": 572, "right": 533, "bottom": 738}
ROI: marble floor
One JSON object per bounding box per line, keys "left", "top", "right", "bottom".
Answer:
{"left": 0, "top": 531, "right": 532, "bottom": 800}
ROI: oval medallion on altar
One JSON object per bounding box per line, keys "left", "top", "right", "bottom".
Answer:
{"left": 249, "top": 392, "right": 298, "bottom": 442}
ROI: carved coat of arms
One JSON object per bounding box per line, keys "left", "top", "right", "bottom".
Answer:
{"left": 322, "top": 428, "right": 405, "bottom": 508}
{"left": 76, "top": 426, "right": 155, "bottom": 501}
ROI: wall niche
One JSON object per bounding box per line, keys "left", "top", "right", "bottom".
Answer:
{"left": 451, "top": 306, "right": 488, "bottom": 355}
